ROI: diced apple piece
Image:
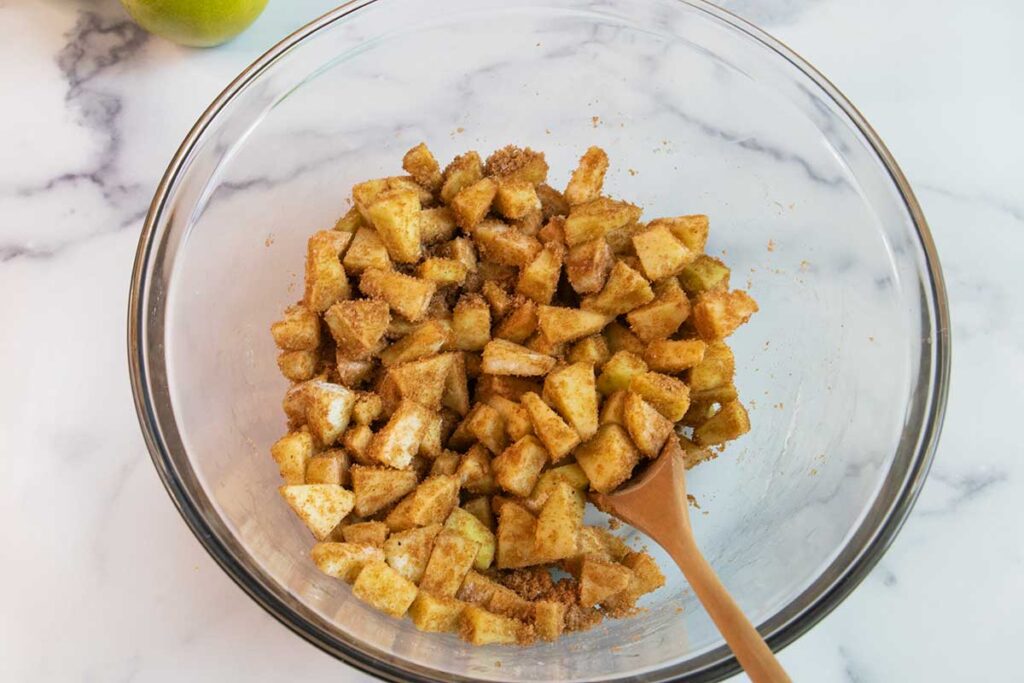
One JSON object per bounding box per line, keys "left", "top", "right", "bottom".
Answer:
{"left": 536, "top": 183, "right": 570, "bottom": 218}
{"left": 630, "top": 372, "right": 691, "bottom": 422}
{"left": 602, "top": 550, "right": 666, "bottom": 611}
{"left": 524, "top": 463, "right": 589, "bottom": 513}
{"left": 631, "top": 223, "right": 694, "bottom": 281}
{"left": 644, "top": 339, "right": 707, "bottom": 373}
{"left": 563, "top": 198, "right": 642, "bottom": 247}
{"left": 383, "top": 523, "right": 442, "bottom": 583}
{"left": 342, "top": 424, "right": 374, "bottom": 464}
{"left": 534, "top": 600, "right": 566, "bottom": 641}
{"left": 380, "top": 353, "right": 454, "bottom": 410}
{"left": 440, "top": 151, "right": 483, "bottom": 204}
{"left": 689, "top": 340, "right": 735, "bottom": 391}
{"left": 402, "top": 142, "right": 442, "bottom": 191}
{"left": 626, "top": 279, "right": 691, "bottom": 342}
{"left": 304, "top": 381, "right": 357, "bottom": 445}
{"left": 465, "top": 402, "right": 508, "bottom": 454}
{"left": 451, "top": 177, "right": 498, "bottom": 231}
{"left": 445, "top": 507, "right": 497, "bottom": 570}
{"left": 280, "top": 484, "right": 355, "bottom": 540}
{"left": 563, "top": 526, "right": 632, "bottom": 577}
{"left": 277, "top": 349, "right": 317, "bottom": 381}
{"left": 604, "top": 220, "right": 643, "bottom": 256}
{"left": 333, "top": 206, "right": 365, "bottom": 233}
{"left": 456, "top": 444, "right": 497, "bottom": 495}
{"left": 543, "top": 362, "right": 599, "bottom": 440}
{"left": 492, "top": 435, "right": 549, "bottom": 497}
{"left": 271, "top": 303, "right": 320, "bottom": 351}
{"left": 353, "top": 560, "right": 418, "bottom": 617}
{"left": 517, "top": 243, "right": 564, "bottom": 305}
{"left": 418, "top": 410, "right": 453, "bottom": 459}
{"left": 520, "top": 392, "right": 580, "bottom": 462}
{"left": 463, "top": 496, "right": 495, "bottom": 531}
{"left": 474, "top": 219, "right": 543, "bottom": 266}
{"left": 673, "top": 433, "right": 717, "bottom": 469}
{"left": 282, "top": 381, "right": 314, "bottom": 425}
{"left": 311, "top": 542, "right": 385, "bottom": 583}
{"left": 496, "top": 501, "right": 540, "bottom": 569}
{"left": 537, "top": 216, "right": 566, "bottom": 246}
{"left": 305, "top": 449, "right": 350, "bottom": 486}
{"left": 350, "top": 465, "right": 419, "bottom": 516}
{"left": 536, "top": 306, "right": 610, "bottom": 346}
{"left": 567, "top": 334, "right": 610, "bottom": 368}
{"left": 574, "top": 425, "right": 639, "bottom": 493}
{"left": 304, "top": 230, "right": 352, "bottom": 312}
{"left": 365, "top": 187, "right": 421, "bottom": 263}
{"left": 271, "top": 430, "right": 314, "bottom": 485}
{"left": 367, "top": 400, "right": 433, "bottom": 469}
{"left": 481, "top": 281, "right": 513, "bottom": 319}
{"left": 525, "top": 331, "right": 565, "bottom": 358}
{"left": 324, "top": 299, "right": 390, "bottom": 361}
{"left": 599, "top": 389, "right": 627, "bottom": 427}
{"left": 335, "top": 356, "right": 377, "bottom": 388}
{"left": 624, "top": 391, "right": 674, "bottom": 458}
{"left": 566, "top": 237, "right": 613, "bottom": 294}
{"left": 352, "top": 392, "right": 383, "bottom": 425}
{"left": 419, "top": 207, "right": 458, "bottom": 245}
{"left": 484, "top": 145, "right": 549, "bottom": 184}
{"left": 429, "top": 450, "right": 460, "bottom": 476}
{"left": 419, "top": 529, "right": 480, "bottom": 597}
{"left": 409, "top": 592, "right": 466, "bottom": 633}
{"left": 581, "top": 260, "right": 654, "bottom": 316}
{"left": 452, "top": 294, "right": 491, "bottom": 351}
{"left": 534, "top": 481, "right": 584, "bottom": 562}
{"left": 343, "top": 227, "right": 392, "bottom": 274}
{"left": 564, "top": 146, "right": 609, "bottom": 206}
{"left": 649, "top": 214, "right": 709, "bottom": 253}
{"left": 494, "top": 178, "right": 541, "bottom": 220}
{"left": 693, "top": 400, "right": 751, "bottom": 445}
{"left": 360, "top": 268, "right": 436, "bottom": 322}
{"left": 380, "top": 321, "right": 452, "bottom": 368}
{"left": 352, "top": 176, "right": 430, "bottom": 217}
{"left": 579, "top": 556, "right": 633, "bottom": 608}
{"left": 459, "top": 606, "right": 529, "bottom": 645}
{"left": 690, "top": 384, "right": 740, "bottom": 404}
{"left": 692, "top": 289, "right": 759, "bottom": 340}
{"left": 481, "top": 339, "right": 557, "bottom": 376}
{"left": 494, "top": 297, "right": 538, "bottom": 343}
{"left": 603, "top": 320, "right": 645, "bottom": 355}
{"left": 385, "top": 475, "right": 460, "bottom": 531}
{"left": 678, "top": 254, "right": 731, "bottom": 295}
{"left": 485, "top": 395, "right": 533, "bottom": 441}
{"left": 596, "top": 351, "right": 648, "bottom": 396}
{"left": 341, "top": 520, "right": 389, "bottom": 547}
{"left": 456, "top": 569, "right": 501, "bottom": 605}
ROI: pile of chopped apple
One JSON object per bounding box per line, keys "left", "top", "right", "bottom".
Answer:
{"left": 269, "top": 143, "right": 757, "bottom": 645}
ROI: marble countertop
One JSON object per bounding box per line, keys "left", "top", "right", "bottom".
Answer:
{"left": 1, "top": 0, "right": 1020, "bottom": 680}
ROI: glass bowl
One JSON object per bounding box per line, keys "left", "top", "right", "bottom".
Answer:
{"left": 127, "top": 0, "right": 950, "bottom": 680}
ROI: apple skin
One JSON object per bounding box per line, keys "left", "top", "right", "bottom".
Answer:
{"left": 120, "top": 0, "right": 269, "bottom": 48}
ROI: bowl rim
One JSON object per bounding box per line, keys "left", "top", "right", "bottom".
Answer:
{"left": 127, "top": 0, "right": 951, "bottom": 680}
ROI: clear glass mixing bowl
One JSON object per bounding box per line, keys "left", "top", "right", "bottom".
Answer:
{"left": 127, "top": 0, "right": 950, "bottom": 680}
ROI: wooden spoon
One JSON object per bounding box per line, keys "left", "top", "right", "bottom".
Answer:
{"left": 591, "top": 437, "right": 791, "bottom": 683}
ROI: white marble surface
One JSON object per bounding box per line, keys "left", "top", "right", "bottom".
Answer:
{"left": 0, "top": 0, "right": 1020, "bottom": 681}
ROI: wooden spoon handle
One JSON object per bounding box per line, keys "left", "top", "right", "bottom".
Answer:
{"left": 664, "top": 536, "right": 791, "bottom": 683}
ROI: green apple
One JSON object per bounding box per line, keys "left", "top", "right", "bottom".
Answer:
{"left": 120, "top": 0, "right": 269, "bottom": 48}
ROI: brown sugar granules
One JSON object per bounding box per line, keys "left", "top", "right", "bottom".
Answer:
{"left": 500, "top": 567, "right": 555, "bottom": 601}
{"left": 543, "top": 577, "right": 603, "bottom": 633}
